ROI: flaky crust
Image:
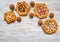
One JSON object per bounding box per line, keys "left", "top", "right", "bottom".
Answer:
{"left": 4, "top": 11, "right": 16, "bottom": 24}
{"left": 42, "top": 19, "right": 58, "bottom": 34}
{"left": 34, "top": 3, "right": 49, "bottom": 19}
{"left": 16, "top": 1, "right": 30, "bottom": 16}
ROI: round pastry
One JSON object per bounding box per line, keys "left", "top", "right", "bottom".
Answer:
{"left": 16, "top": 17, "right": 21, "bottom": 22}
{"left": 30, "top": 1, "right": 35, "bottom": 7}
{"left": 38, "top": 20, "right": 43, "bottom": 26}
{"left": 4, "top": 11, "right": 16, "bottom": 24}
{"left": 9, "top": 4, "right": 15, "bottom": 10}
{"left": 42, "top": 19, "right": 58, "bottom": 34}
{"left": 16, "top": 1, "right": 30, "bottom": 16}
{"left": 34, "top": 3, "right": 49, "bottom": 19}
{"left": 29, "top": 12, "right": 34, "bottom": 18}
{"left": 49, "top": 13, "right": 54, "bottom": 18}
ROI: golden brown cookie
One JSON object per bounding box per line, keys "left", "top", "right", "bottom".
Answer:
{"left": 49, "top": 13, "right": 54, "bottom": 18}
{"left": 30, "top": 1, "right": 35, "bottom": 7}
{"left": 34, "top": 3, "right": 49, "bottom": 19}
{"left": 9, "top": 4, "right": 15, "bottom": 10}
{"left": 16, "top": 17, "right": 21, "bottom": 22}
{"left": 29, "top": 12, "right": 34, "bottom": 18}
{"left": 4, "top": 11, "right": 16, "bottom": 24}
{"left": 42, "top": 19, "right": 58, "bottom": 34}
{"left": 16, "top": 1, "right": 30, "bottom": 16}
{"left": 38, "top": 20, "right": 43, "bottom": 26}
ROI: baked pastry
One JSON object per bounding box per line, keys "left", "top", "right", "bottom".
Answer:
{"left": 29, "top": 12, "right": 34, "bottom": 18}
{"left": 42, "top": 19, "right": 58, "bottom": 34}
{"left": 34, "top": 3, "right": 49, "bottom": 19}
{"left": 30, "top": 1, "right": 35, "bottom": 7}
{"left": 49, "top": 13, "right": 54, "bottom": 18}
{"left": 4, "top": 11, "right": 16, "bottom": 24}
{"left": 16, "top": 17, "right": 21, "bottom": 22}
{"left": 16, "top": 1, "right": 30, "bottom": 16}
{"left": 38, "top": 20, "right": 43, "bottom": 26}
{"left": 9, "top": 4, "right": 15, "bottom": 10}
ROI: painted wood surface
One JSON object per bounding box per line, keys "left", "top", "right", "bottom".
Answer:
{"left": 0, "top": 0, "right": 60, "bottom": 42}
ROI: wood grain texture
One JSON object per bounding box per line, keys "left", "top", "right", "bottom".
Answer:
{"left": 0, "top": 0, "right": 60, "bottom": 42}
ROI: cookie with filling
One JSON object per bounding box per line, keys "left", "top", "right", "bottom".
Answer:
{"left": 4, "top": 11, "right": 16, "bottom": 24}
{"left": 16, "top": 1, "right": 30, "bottom": 16}
{"left": 34, "top": 3, "right": 49, "bottom": 19}
{"left": 42, "top": 19, "right": 58, "bottom": 34}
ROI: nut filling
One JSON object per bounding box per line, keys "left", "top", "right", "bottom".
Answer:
{"left": 18, "top": 4, "right": 26, "bottom": 12}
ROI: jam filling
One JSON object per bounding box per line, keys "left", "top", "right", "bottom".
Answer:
{"left": 18, "top": 4, "right": 26, "bottom": 12}
{"left": 37, "top": 6, "right": 46, "bottom": 15}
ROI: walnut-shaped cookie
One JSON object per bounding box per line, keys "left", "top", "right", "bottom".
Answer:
{"left": 34, "top": 3, "right": 49, "bottom": 19}
{"left": 16, "top": 17, "right": 21, "bottom": 22}
{"left": 29, "top": 12, "right": 34, "bottom": 18}
{"left": 42, "top": 19, "right": 58, "bottom": 34}
{"left": 9, "top": 4, "right": 15, "bottom": 10}
{"left": 16, "top": 1, "right": 30, "bottom": 16}
{"left": 4, "top": 11, "right": 16, "bottom": 24}
{"left": 38, "top": 20, "right": 43, "bottom": 26}
{"left": 49, "top": 13, "right": 54, "bottom": 18}
{"left": 30, "top": 1, "right": 35, "bottom": 7}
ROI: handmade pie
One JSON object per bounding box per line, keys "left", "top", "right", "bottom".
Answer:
{"left": 16, "top": 1, "right": 30, "bottom": 16}
{"left": 42, "top": 19, "right": 58, "bottom": 34}
{"left": 34, "top": 3, "right": 49, "bottom": 19}
{"left": 4, "top": 11, "right": 16, "bottom": 24}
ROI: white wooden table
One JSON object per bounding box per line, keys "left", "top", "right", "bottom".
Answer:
{"left": 0, "top": 0, "right": 60, "bottom": 42}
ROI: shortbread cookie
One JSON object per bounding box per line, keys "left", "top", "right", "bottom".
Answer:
{"left": 42, "top": 19, "right": 58, "bottom": 34}
{"left": 34, "top": 3, "right": 49, "bottom": 19}
{"left": 16, "top": 1, "right": 30, "bottom": 16}
{"left": 4, "top": 11, "right": 16, "bottom": 24}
